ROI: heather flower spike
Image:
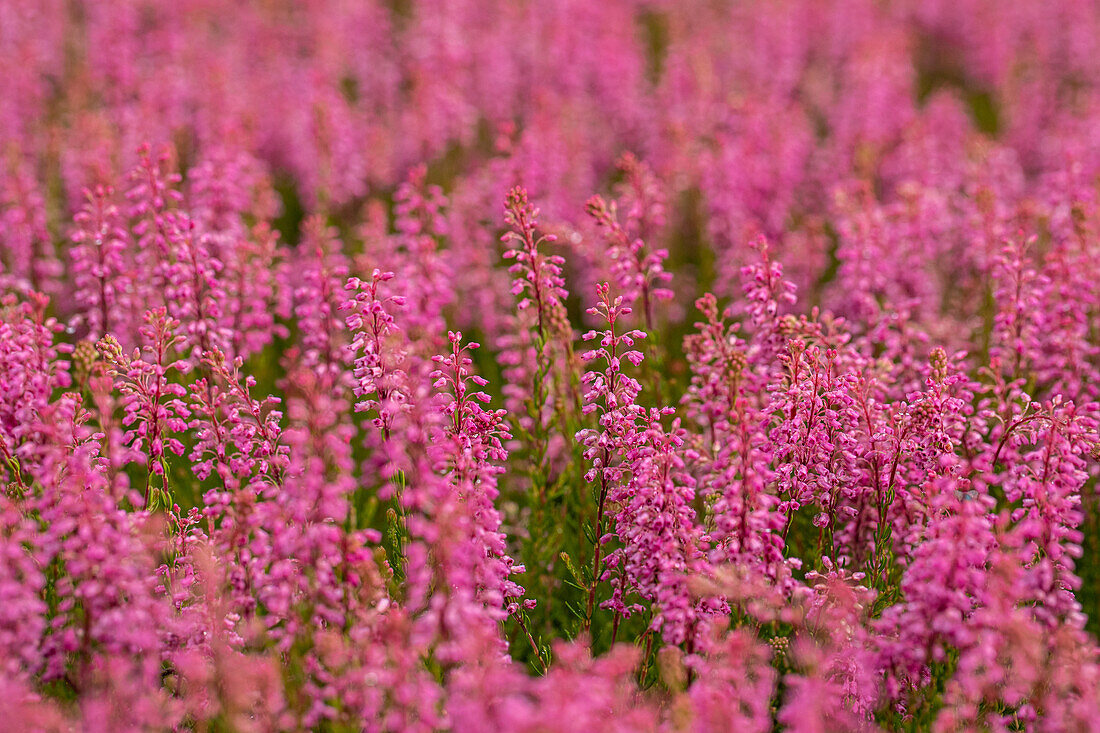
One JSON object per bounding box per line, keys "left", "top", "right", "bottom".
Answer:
{"left": 502, "top": 186, "right": 567, "bottom": 340}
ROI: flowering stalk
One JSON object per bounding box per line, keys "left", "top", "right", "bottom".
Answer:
{"left": 584, "top": 155, "right": 672, "bottom": 333}
{"left": 503, "top": 187, "right": 567, "bottom": 344}
{"left": 576, "top": 283, "right": 646, "bottom": 633}
{"left": 96, "top": 309, "right": 188, "bottom": 510}
{"left": 344, "top": 269, "right": 409, "bottom": 440}
{"left": 431, "top": 331, "right": 532, "bottom": 621}
{"left": 70, "top": 185, "right": 132, "bottom": 342}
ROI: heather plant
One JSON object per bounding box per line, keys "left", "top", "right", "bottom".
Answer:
{"left": 6, "top": 1, "right": 1100, "bottom": 730}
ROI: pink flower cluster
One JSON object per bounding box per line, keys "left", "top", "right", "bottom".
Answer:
{"left": 4, "top": 0, "right": 1100, "bottom": 730}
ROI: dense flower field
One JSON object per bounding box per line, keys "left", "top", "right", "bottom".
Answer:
{"left": 4, "top": 0, "right": 1100, "bottom": 730}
